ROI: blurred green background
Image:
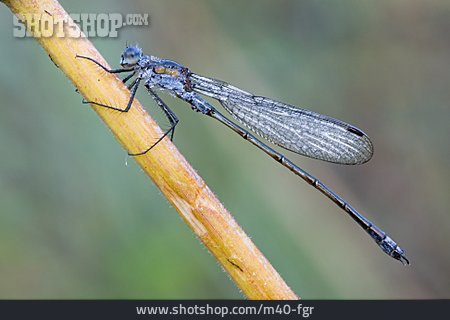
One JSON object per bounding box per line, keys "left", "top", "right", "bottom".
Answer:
{"left": 0, "top": 0, "right": 449, "bottom": 299}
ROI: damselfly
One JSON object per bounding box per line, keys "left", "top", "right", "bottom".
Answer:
{"left": 76, "top": 46, "right": 409, "bottom": 264}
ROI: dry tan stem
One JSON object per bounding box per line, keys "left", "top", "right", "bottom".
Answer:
{"left": 2, "top": 0, "right": 299, "bottom": 299}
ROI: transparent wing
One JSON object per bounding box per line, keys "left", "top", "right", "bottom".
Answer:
{"left": 190, "top": 74, "right": 373, "bottom": 164}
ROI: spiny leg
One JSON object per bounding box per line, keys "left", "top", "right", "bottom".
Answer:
{"left": 77, "top": 54, "right": 179, "bottom": 156}
{"left": 77, "top": 54, "right": 138, "bottom": 111}
{"left": 122, "top": 71, "right": 136, "bottom": 84}
{"left": 75, "top": 54, "right": 134, "bottom": 74}
{"left": 126, "top": 77, "right": 138, "bottom": 90}
{"left": 83, "top": 77, "right": 141, "bottom": 112}
{"left": 128, "top": 89, "right": 179, "bottom": 156}
{"left": 77, "top": 54, "right": 136, "bottom": 85}
{"left": 148, "top": 88, "right": 179, "bottom": 141}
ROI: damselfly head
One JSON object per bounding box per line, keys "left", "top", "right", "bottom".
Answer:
{"left": 120, "top": 45, "right": 142, "bottom": 67}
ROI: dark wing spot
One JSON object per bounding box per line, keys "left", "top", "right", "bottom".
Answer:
{"left": 347, "top": 126, "right": 364, "bottom": 137}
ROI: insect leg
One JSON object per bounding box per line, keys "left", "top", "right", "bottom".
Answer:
{"left": 128, "top": 89, "right": 179, "bottom": 156}
{"left": 75, "top": 55, "right": 134, "bottom": 74}
{"left": 122, "top": 71, "right": 136, "bottom": 84}
{"left": 83, "top": 77, "right": 141, "bottom": 112}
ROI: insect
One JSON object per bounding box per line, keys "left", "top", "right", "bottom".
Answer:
{"left": 76, "top": 45, "right": 409, "bottom": 265}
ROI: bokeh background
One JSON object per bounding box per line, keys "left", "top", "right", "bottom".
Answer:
{"left": 0, "top": 0, "right": 449, "bottom": 299}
